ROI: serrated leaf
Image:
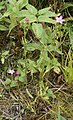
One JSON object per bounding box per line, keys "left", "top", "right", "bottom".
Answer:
{"left": 26, "top": 4, "right": 37, "bottom": 15}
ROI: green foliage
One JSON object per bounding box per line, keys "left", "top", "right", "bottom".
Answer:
{"left": 0, "top": 50, "right": 9, "bottom": 64}
{"left": 62, "top": 3, "right": 73, "bottom": 11}
{"left": 58, "top": 106, "right": 66, "bottom": 120}
{"left": 0, "top": 1, "right": 57, "bottom": 34}
{"left": 69, "top": 28, "right": 73, "bottom": 49}
{"left": 62, "top": 50, "right": 73, "bottom": 84}
{"left": 0, "top": 0, "right": 73, "bottom": 119}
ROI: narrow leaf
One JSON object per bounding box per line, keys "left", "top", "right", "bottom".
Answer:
{"left": 0, "top": 25, "right": 8, "bottom": 31}
{"left": 26, "top": 88, "right": 33, "bottom": 98}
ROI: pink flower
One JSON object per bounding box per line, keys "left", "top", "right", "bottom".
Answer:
{"left": 15, "top": 71, "right": 20, "bottom": 75}
{"left": 8, "top": 69, "right": 15, "bottom": 75}
{"left": 56, "top": 16, "right": 65, "bottom": 24}
{"left": 25, "top": 18, "right": 29, "bottom": 22}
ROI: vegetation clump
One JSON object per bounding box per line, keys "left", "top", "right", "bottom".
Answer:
{"left": 0, "top": 0, "right": 73, "bottom": 119}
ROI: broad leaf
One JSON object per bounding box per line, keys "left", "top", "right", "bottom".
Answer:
{"left": 32, "top": 23, "right": 43, "bottom": 39}
{"left": 4, "top": 78, "right": 11, "bottom": 85}
{"left": 8, "top": 0, "right": 16, "bottom": 5}
{"left": 17, "top": 10, "right": 31, "bottom": 18}
{"left": 45, "top": 11, "right": 57, "bottom": 17}
{"left": 10, "top": 81, "right": 17, "bottom": 87}
{"left": 27, "top": 59, "right": 37, "bottom": 74}
{"left": 38, "top": 7, "right": 50, "bottom": 15}
{"left": 0, "top": 6, "right": 4, "bottom": 11}
{"left": 17, "top": 0, "right": 28, "bottom": 10}
{"left": 19, "top": 76, "right": 27, "bottom": 83}
{"left": 38, "top": 15, "right": 56, "bottom": 24}
{"left": 26, "top": 4, "right": 37, "bottom": 15}
{"left": 27, "top": 43, "right": 42, "bottom": 51}
{"left": 20, "top": 15, "right": 37, "bottom": 23}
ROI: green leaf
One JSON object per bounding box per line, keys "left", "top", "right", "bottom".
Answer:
{"left": 2, "top": 50, "right": 9, "bottom": 56}
{"left": 20, "top": 15, "right": 37, "bottom": 23}
{"left": 26, "top": 15, "right": 37, "bottom": 23}
{"left": 8, "top": 0, "right": 16, "bottom": 5}
{"left": 62, "top": 3, "right": 73, "bottom": 11}
{"left": 27, "top": 43, "right": 42, "bottom": 51}
{"left": 18, "top": 59, "right": 25, "bottom": 67}
{"left": 69, "top": 29, "right": 73, "bottom": 49}
{"left": 2, "top": 12, "right": 10, "bottom": 18}
{"left": 58, "top": 106, "right": 66, "bottom": 120}
{"left": 0, "top": 1, "right": 4, "bottom": 10}
{"left": 58, "top": 106, "right": 60, "bottom": 120}
{"left": 32, "top": 23, "right": 43, "bottom": 39}
{"left": 0, "top": 6, "right": 4, "bottom": 11}
{"left": 26, "top": 4, "right": 37, "bottom": 15}
{"left": 38, "top": 7, "right": 50, "bottom": 15}
{"left": 17, "top": 0, "right": 28, "bottom": 9}
{"left": 60, "top": 116, "right": 66, "bottom": 120}
{"left": 38, "top": 15, "right": 56, "bottom": 24}
{"left": 52, "top": 58, "right": 61, "bottom": 67}
{"left": 26, "top": 88, "right": 33, "bottom": 98}
{"left": 8, "top": 21, "right": 17, "bottom": 35}
{"left": 47, "top": 89, "right": 54, "bottom": 97}
{"left": 10, "top": 81, "right": 17, "bottom": 87}
{"left": 4, "top": 78, "right": 11, "bottom": 85}
{"left": 19, "top": 76, "right": 27, "bottom": 83}
{"left": 45, "top": 11, "right": 57, "bottom": 17}
{"left": 1, "top": 57, "right": 4, "bottom": 64}
{"left": 0, "top": 25, "right": 8, "bottom": 31}
{"left": 17, "top": 10, "right": 30, "bottom": 17}
{"left": 0, "top": 94, "right": 3, "bottom": 98}
{"left": 27, "top": 59, "right": 37, "bottom": 74}
{"left": 38, "top": 8, "right": 56, "bottom": 17}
